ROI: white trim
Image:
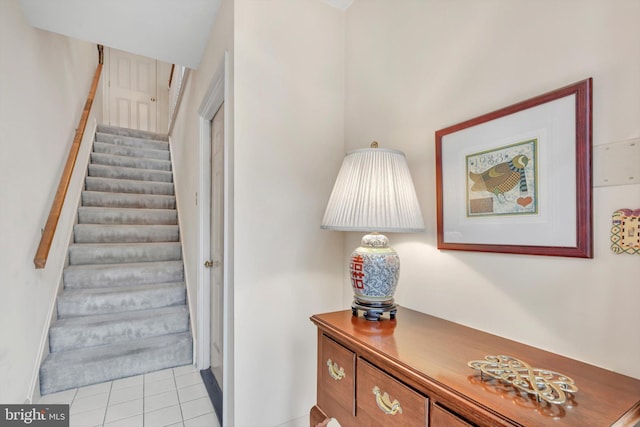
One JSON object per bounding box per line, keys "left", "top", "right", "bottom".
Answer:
{"left": 221, "top": 52, "right": 234, "bottom": 427}
{"left": 196, "top": 56, "right": 226, "bottom": 370}
{"left": 197, "top": 51, "right": 233, "bottom": 427}
{"left": 197, "top": 105, "right": 212, "bottom": 371}
{"left": 167, "top": 133, "right": 198, "bottom": 364}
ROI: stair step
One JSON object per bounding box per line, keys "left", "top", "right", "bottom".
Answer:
{"left": 89, "top": 164, "right": 173, "bottom": 183}
{"left": 85, "top": 176, "right": 174, "bottom": 196}
{"left": 68, "top": 242, "right": 182, "bottom": 265}
{"left": 82, "top": 191, "right": 176, "bottom": 209}
{"left": 40, "top": 332, "right": 192, "bottom": 395}
{"left": 63, "top": 261, "right": 184, "bottom": 289}
{"left": 96, "top": 132, "right": 169, "bottom": 151}
{"left": 94, "top": 142, "right": 170, "bottom": 161}
{"left": 74, "top": 224, "right": 179, "bottom": 243}
{"left": 97, "top": 124, "right": 169, "bottom": 142}
{"left": 38, "top": 125, "right": 191, "bottom": 397}
{"left": 91, "top": 152, "right": 171, "bottom": 172}
{"left": 78, "top": 207, "right": 177, "bottom": 225}
{"left": 49, "top": 305, "right": 189, "bottom": 353}
{"left": 57, "top": 282, "right": 186, "bottom": 318}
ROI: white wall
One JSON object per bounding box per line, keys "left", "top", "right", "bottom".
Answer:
{"left": 0, "top": 0, "right": 100, "bottom": 403}
{"left": 344, "top": 0, "right": 640, "bottom": 379}
{"left": 169, "top": 0, "right": 235, "bottom": 422}
{"left": 171, "top": 1, "right": 346, "bottom": 425}
{"left": 233, "top": 0, "right": 345, "bottom": 425}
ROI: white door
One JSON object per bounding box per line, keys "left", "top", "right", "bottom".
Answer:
{"left": 108, "top": 48, "right": 158, "bottom": 131}
{"left": 209, "top": 104, "right": 224, "bottom": 386}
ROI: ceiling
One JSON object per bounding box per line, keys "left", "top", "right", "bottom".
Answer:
{"left": 19, "top": 0, "right": 221, "bottom": 69}
{"left": 19, "top": 0, "right": 354, "bottom": 69}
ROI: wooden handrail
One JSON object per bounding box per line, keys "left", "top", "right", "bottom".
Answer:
{"left": 34, "top": 57, "right": 103, "bottom": 269}
{"left": 168, "top": 64, "right": 175, "bottom": 88}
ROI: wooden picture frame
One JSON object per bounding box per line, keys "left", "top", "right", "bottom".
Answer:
{"left": 435, "top": 78, "right": 593, "bottom": 258}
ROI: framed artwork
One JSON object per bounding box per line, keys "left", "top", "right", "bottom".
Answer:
{"left": 435, "top": 78, "right": 593, "bottom": 258}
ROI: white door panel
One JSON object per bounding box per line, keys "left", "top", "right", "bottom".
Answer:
{"left": 108, "top": 48, "right": 157, "bottom": 131}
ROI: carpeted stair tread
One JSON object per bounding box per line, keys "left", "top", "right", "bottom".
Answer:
{"left": 97, "top": 124, "right": 169, "bottom": 142}
{"left": 56, "top": 282, "right": 186, "bottom": 318}
{"left": 39, "top": 332, "right": 192, "bottom": 395}
{"left": 78, "top": 206, "right": 177, "bottom": 225}
{"left": 91, "top": 152, "right": 171, "bottom": 172}
{"left": 73, "top": 224, "right": 179, "bottom": 243}
{"left": 89, "top": 164, "right": 173, "bottom": 183}
{"left": 63, "top": 261, "right": 184, "bottom": 289}
{"left": 85, "top": 176, "right": 174, "bottom": 196}
{"left": 96, "top": 132, "right": 169, "bottom": 151}
{"left": 68, "top": 242, "right": 182, "bottom": 265}
{"left": 93, "top": 142, "right": 170, "bottom": 161}
{"left": 49, "top": 305, "right": 189, "bottom": 353}
{"left": 82, "top": 191, "right": 176, "bottom": 209}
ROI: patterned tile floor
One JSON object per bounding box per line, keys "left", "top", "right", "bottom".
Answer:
{"left": 36, "top": 365, "right": 219, "bottom": 427}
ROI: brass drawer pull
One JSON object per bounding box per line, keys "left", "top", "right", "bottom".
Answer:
{"left": 372, "top": 386, "right": 403, "bottom": 415}
{"left": 326, "top": 358, "right": 345, "bottom": 381}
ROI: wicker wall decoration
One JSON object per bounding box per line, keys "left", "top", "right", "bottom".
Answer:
{"left": 611, "top": 209, "right": 640, "bottom": 255}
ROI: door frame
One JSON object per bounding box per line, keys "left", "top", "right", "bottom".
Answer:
{"left": 196, "top": 51, "right": 233, "bottom": 426}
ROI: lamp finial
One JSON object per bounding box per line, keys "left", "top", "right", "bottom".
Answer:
{"left": 370, "top": 141, "right": 379, "bottom": 148}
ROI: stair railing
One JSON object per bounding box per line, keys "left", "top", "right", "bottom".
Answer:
{"left": 34, "top": 45, "right": 104, "bottom": 269}
{"left": 168, "top": 64, "right": 189, "bottom": 134}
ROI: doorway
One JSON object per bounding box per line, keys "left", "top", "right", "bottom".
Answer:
{"left": 197, "top": 52, "right": 232, "bottom": 427}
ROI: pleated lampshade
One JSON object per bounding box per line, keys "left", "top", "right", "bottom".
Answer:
{"left": 321, "top": 146, "right": 424, "bottom": 233}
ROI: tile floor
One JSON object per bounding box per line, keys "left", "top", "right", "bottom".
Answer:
{"left": 36, "top": 365, "right": 219, "bottom": 427}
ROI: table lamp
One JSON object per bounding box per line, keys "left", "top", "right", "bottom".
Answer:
{"left": 322, "top": 142, "right": 424, "bottom": 320}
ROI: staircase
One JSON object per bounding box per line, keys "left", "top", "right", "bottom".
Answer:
{"left": 39, "top": 125, "right": 193, "bottom": 396}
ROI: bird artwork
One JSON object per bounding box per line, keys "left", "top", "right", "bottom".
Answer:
{"left": 466, "top": 139, "right": 537, "bottom": 217}
{"left": 468, "top": 154, "right": 529, "bottom": 203}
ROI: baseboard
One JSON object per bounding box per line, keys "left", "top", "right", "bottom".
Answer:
{"left": 200, "top": 369, "right": 222, "bottom": 425}
{"left": 275, "top": 414, "right": 310, "bottom": 427}
{"left": 167, "top": 134, "right": 197, "bottom": 363}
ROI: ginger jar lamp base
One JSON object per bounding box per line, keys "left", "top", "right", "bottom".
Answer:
{"left": 349, "top": 233, "right": 400, "bottom": 321}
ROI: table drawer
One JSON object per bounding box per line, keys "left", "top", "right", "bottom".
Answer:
{"left": 430, "top": 403, "right": 473, "bottom": 427}
{"left": 319, "top": 334, "right": 355, "bottom": 418}
{"left": 357, "top": 358, "right": 428, "bottom": 427}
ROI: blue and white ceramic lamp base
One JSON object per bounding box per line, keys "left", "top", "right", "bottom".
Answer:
{"left": 349, "top": 233, "right": 399, "bottom": 320}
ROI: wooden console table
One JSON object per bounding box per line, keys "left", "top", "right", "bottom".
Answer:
{"left": 310, "top": 307, "right": 640, "bottom": 426}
